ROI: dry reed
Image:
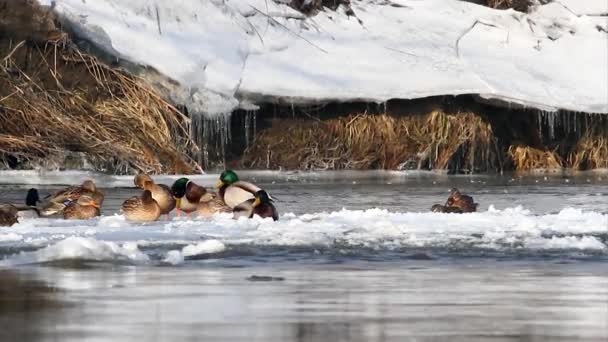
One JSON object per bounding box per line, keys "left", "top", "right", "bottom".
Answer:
{"left": 0, "top": 36, "right": 197, "bottom": 173}
{"left": 507, "top": 145, "right": 563, "bottom": 171}
{"left": 243, "top": 111, "right": 499, "bottom": 171}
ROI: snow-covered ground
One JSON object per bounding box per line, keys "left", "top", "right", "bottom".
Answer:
{"left": 38, "top": 0, "right": 608, "bottom": 115}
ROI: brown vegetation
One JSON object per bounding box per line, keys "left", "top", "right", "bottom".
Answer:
{"left": 484, "top": 0, "right": 533, "bottom": 12}
{"left": 0, "top": 0, "right": 197, "bottom": 173}
{"left": 568, "top": 134, "right": 608, "bottom": 170}
{"left": 507, "top": 145, "right": 563, "bottom": 171}
{"left": 242, "top": 111, "right": 499, "bottom": 172}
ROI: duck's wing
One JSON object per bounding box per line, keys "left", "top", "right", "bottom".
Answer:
{"left": 232, "top": 199, "right": 254, "bottom": 220}
{"left": 224, "top": 181, "right": 261, "bottom": 208}
{"left": 185, "top": 182, "right": 208, "bottom": 203}
{"left": 50, "top": 186, "right": 82, "bottom": 202}
{"left": 121, "top": 196, "right": 143, "bottom": 213}
{"left": 40, "top": 200, "right": 70, "bottom": 216}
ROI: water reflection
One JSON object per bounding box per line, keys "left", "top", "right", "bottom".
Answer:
{"left": 0, "top": 263, "right": 605, "bottom": 342}
{"left": 0, "top": 269, "right": 63, "bottom": 342}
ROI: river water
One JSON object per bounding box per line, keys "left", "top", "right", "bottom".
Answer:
{"left": 0, "top": 170, "right": 606, "bottom": 341}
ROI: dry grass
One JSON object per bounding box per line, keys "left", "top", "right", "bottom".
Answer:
{"left": 242, "top": 111, "right": 499, "bottom": 171}
{"left": 288, "top": 0, "right": 351, "bottom": 14}
{"left": 568, "top": 134, "right": 608, "bottom": 170}
{"left": 508, "top": 145, "right": 563, "bottom": 171}
{"left": 0, "top": 1, "right": 198, "bottom": 173}
{"left": 484, "top": 0, "right": 533, "bottom": 12}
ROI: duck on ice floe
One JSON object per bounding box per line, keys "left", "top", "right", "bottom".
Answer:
{"left": 41, "top": 180, "right": 104, "bottom": 216}
{"left": 135, "top": 174, "right": 175, "bottom": 219}
{"left": 171, "top": 177, "right": 231, "bottom": 218}
{"left": 431, "top": 188, "right": 478, "bottom": 213}
{"left": 232, "top": 190, "right": 279, "bottom": 221}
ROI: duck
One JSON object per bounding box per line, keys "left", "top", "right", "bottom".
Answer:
{"left": 232, "top": 190, "right": 279, "bottom": 221}
{"left": 63, "top": 194, "right": 102, "bottom": 220}
{"left": 11, "top": 188, "right": 42, "bottom": 219}
{"left": 0, "top": 205, "right": 19, "bottom": 227}
{"left": 445, "top": 188, "right": 478, "bottom": 213}
{"left": 121, "top": 190, "right": 161, "bottom": 222}
{"left": 215, "top": 170, "right": 268, "bottom": 209}
{"left": 134, "top": 174, "right": 175, "bottom": 219}
{"left": 194, "top": 194, "right": 232, "bottom": 217}
{"left": 41, "top": 180, "right": 104, "bottom": 216}
{"left": 430, "top": 204, "right": 463, "bottom": 214}
{"left": 170, "top": 177, "right": 218, "bottom": 216}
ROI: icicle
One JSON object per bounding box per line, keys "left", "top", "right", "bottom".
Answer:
{"left": 244, "top": 111, "right": 251, "bottom": 150}
{"left": 189, "top": 113, "right": 232, "bottom": 170}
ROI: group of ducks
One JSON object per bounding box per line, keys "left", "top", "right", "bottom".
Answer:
{"left": 0, "top": 170, "right": 478, "bottom": 227}
{"left": 0, "top": 170, "right": 278, "bottom": 226}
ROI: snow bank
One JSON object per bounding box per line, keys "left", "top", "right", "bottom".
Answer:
{"left": 37, "top": 0, "right": 608, "bottom": 115}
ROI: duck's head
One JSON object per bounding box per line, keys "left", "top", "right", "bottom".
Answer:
{"left": 134, "top": 174, "right": 153, "bottom": 189}
{"left": 253, "top": 190, "right": 272, "bottom": 207}
{"left": 77, "top": 195, "right": 100, "bottom": 208}
{"left": 215, "top": 170, "right": 239, "bottom": 189}
{"left": 25, "top": 188, "right": 40, "bottom": 206}
{"left": 82, "top": 180, "right": 97, "bottom": 192}
{"left": 448, "top": 188, "right": 461, "bottom": 199}
{"left": 171, "top": 177, "right": 190, "bottom": 199}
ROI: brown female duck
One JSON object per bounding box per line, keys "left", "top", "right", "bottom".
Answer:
{"left": 0, "top": 205, "right": 19, "bottom": 227}
{"left": 63, "top": 194, "right": 102, "bottom": 220}
{"left": 41, "top": 180, "right": 104, "bottom": 216}
{"left": 121, "top": 190, "right": 161, "bottom": 222}
{"left": 445, "top": 188, "right": 478, "bottom": 213}
{"left": 134, "top": 174, "right": 176, "bottom": 219}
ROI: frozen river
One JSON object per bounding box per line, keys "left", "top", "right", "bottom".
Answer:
{"left": 0, "top": 170, "right": 606, "bottom": 341}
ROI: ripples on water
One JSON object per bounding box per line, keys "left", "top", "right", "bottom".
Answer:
{"left": 0, "top": 171, "right": 606, "bottom": 341}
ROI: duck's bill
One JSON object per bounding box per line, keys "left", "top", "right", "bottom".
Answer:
{"left": 214, "top": 180, "right": 224, "bottom": 189}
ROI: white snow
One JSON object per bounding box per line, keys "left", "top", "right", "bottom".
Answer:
{"left": 0, "top": 206, "right": 605, "bottom": 265}
{"left": 36, "top": 0, "right": 608, "bottom": 115}
{"left": 163, "top": 240, "right": 226, "bottom": 265}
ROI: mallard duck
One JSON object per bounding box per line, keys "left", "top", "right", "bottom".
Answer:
{"left": 134, "top": 174, "right": 175, "bottom": 218}
{"left": 0, "top": 205, "right": 19, "bottom": 227}
{"left": 430, "top": 204, "right": 463, "bottom": 214}
{"left": 215, "top": 170, "right": 267, "bottom": 209}
{"left": 11, "top": 188, "right": 42, "bottom": 219}
{"left": 194, "top": 194, "right": 232, "bottom": 217}
{"left": 41, "top": 180, "right": 104, "bottom": 216}
{"left": 445, "top": 188, "right": 478, "bottom": 213}
{"left": 121, "top": 190, "right": 161, "bottom": 222}
{"left": 170, "top": 178, "right": 215, "bottom": 216}
{"left": 63, "top": 194, "right": 101, "bottom": 220}
{"left": 233, "top": 190, "right": 278, "bottom": 221}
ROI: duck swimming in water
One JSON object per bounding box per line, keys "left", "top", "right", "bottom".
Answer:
{"left": 41, "top": 180, "right": 104, "bottom": 216}
{"left": 445, "top": 188, "right": 478, "bottom": 213}
{"left": 134, "top": 174, "right": 175, "bottom": 219}
{"left": 232, "top": 190, "right": 279, "bottom": 221}
{"left": 63, "top": 194, "right": 102, "bottom": 220}
{"left": 121, "top": 190, "right": 161, "bottom": 222}
{"left": 215, "top": 170, "right": 268, "bottom": 209}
